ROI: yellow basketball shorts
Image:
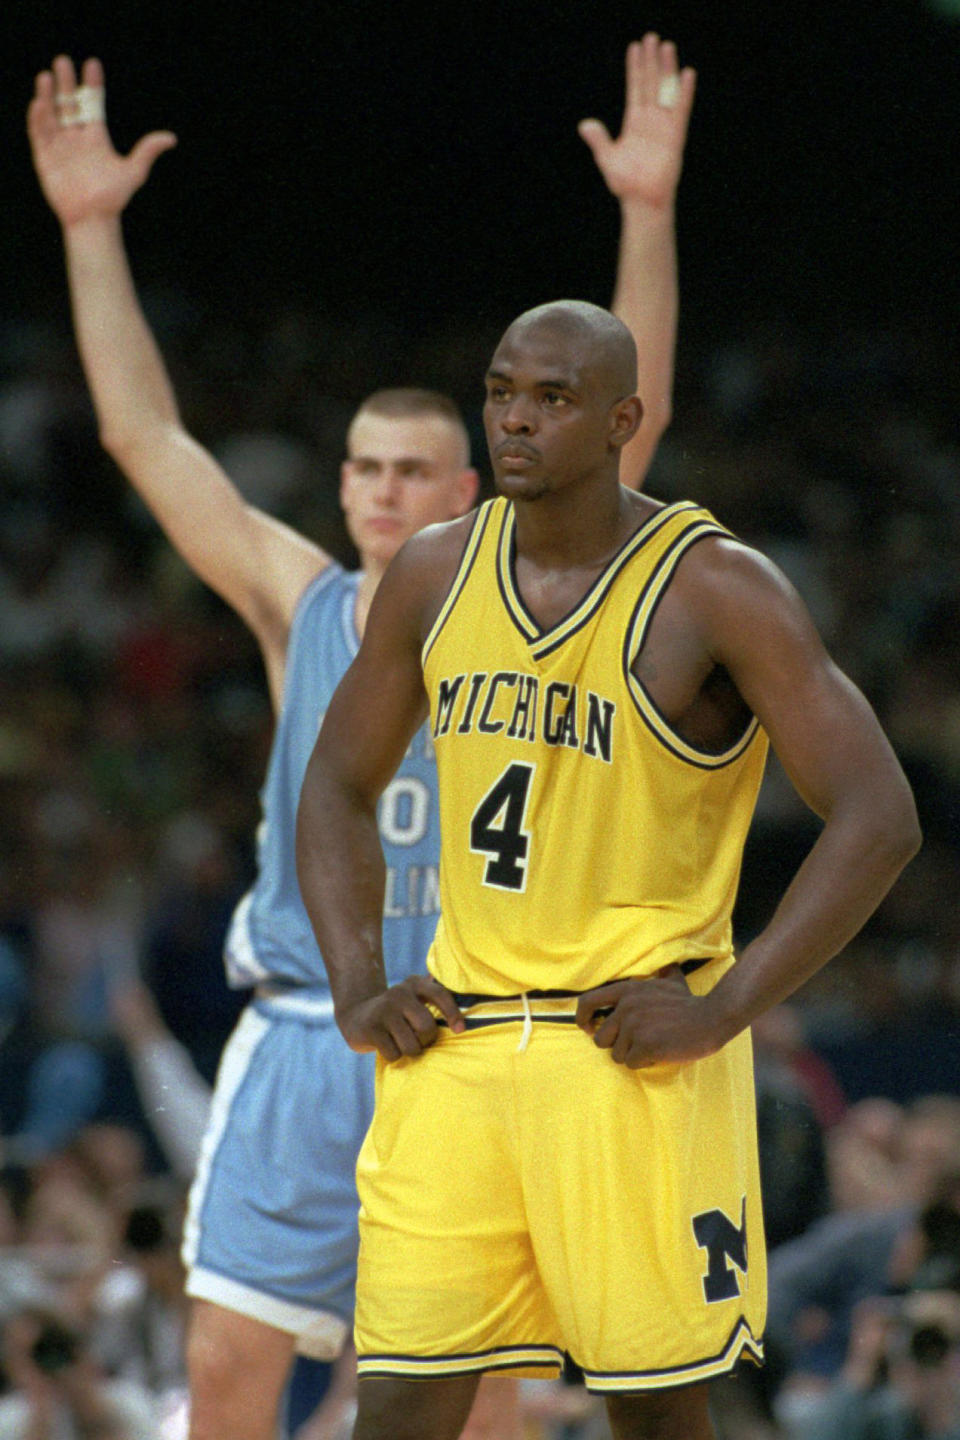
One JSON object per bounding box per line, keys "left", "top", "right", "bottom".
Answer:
{"left": 354, "top": 965, "right": 766, "bottom": 1393}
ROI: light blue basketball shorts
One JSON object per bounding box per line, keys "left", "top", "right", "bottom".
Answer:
{"left": 182, "top": 991, "right": 375, "bottom": 1359}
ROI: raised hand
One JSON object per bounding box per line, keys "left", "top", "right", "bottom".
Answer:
{"left": 27, "top": 55, "right": 176, "bottom": 227}
{"left": 579, "top": 33, "right": 696, "bottom": 210}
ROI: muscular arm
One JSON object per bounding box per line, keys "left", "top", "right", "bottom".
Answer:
{"left": 295, "top": 527, "right": 468, "bottom": 1059}
{"left": 28, "top": 57, "right": 328, "bottom": 707}
{"left": 580, "top": 542, "right": 920, "bottom": 1065}
{"left": 702, "top": 546, "right": 920, "bottom": 1031}
{"left": 581, "top": 35, "right": 696, "bottom": 489}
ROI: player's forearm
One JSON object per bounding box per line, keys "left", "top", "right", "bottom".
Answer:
{"left": 707, "top": 786, "right": 920, "bottom": 1041}
{"left": 63, "top": 213, "right": 181, "bottom": 452}
{"left": 613, "top": 199, "right": 678, "bottom": 488}
{"left": 296, "top": 759, "right": 389, "bottom": 1021}
{"left": 61, "top": 212, "right": 294, "bottom": 629}
{"left": 131, "top": 1037, "right": 211, "bottom": 1179}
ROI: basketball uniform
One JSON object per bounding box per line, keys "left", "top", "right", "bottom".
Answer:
{"left": 354, "top": 498, "right": 770, "bottom": 1388}
{"left": 183, "top": 563, "right": 441, "bottom": 1357}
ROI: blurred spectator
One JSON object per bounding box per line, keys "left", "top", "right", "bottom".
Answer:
{"left": 753, "top": 1007, "right": 842, "bottom": 1250}
{"left": 91, "top": 1186, "right": 190, "bottom": 1415}
{"left": 791, "top": 1291, "right": 960, "bottom": 1440}
{"left": 767, "top": 1097, "right": 960, "bottom": 1427}
{"left": 0, "top": 1306, "right": 157, "bottom": 1439}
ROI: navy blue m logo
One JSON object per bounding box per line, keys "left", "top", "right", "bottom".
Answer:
{"left": 692, "top": 1198, "right": 748, "bottom": 1303}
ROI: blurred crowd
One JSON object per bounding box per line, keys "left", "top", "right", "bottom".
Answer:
{"left": 0, "top": 296, "right": 957, "bottom": 1437}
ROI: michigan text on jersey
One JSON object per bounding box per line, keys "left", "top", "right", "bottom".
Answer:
{"left": 433, "top": 671, "right": 616, "bottom": 764}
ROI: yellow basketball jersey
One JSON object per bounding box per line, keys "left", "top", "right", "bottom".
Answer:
{"left": 421, "top": 497, "right": 769, "bottom": 995}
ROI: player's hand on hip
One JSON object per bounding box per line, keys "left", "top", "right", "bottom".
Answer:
{"left": 28, "top": 56, "right": 177, "bottom": 227}
{"left": 576, "top": 966, "right": 715, "bottom": 1068}
{"left": 338, "top": 975, "right": 466, "bottom": 1063}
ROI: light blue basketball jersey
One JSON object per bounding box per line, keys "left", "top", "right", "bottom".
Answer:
{"left": 224, "top": 563, "right": 440, "bottom": 991}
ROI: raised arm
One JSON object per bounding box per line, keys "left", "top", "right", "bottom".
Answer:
{"left": 580, "top": 34, "right": 696, "bottom": 489}
{"left": 578, "top": 543, "right": 920, "bottom": 1066}
{"left": 296, "top": 528, "right": 468, "bottom": 1060}
{"left": 27, "top": 56, "right": 328, "bottom": 708}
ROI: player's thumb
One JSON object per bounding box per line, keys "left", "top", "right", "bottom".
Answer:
{"left": 577, "top": 118, "right": 611, "bottom": 162}
{"left": 129, "top": 130, "right": 178, "bottom": 179}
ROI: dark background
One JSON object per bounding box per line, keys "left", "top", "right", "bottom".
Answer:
{"left": 5, "top": 0, "right": 959, "bottom": 347}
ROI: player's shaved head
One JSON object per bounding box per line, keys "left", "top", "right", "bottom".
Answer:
{"left": 499, "top": 300, "right": 638, "bottom": 402}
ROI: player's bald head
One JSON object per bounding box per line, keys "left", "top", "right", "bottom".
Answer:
{"left": 497, "top": 300, "right": 638, "bottom": 402}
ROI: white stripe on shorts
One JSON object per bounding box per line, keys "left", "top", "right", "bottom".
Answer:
{"left": 182, "top": 1005, "right": 271, "bottom": 1269}
{"left": 186, "top": 1266, "right": 348, "bottom": 1359}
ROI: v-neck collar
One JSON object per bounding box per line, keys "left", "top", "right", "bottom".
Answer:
{"left": 495, "top": 499, "right": 700, "bottom": 661}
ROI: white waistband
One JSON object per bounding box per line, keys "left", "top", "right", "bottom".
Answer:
{"left": 253, "top": 986, "right": 336, "bottom": 1021}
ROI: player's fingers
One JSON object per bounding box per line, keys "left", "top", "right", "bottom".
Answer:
{"left": 401, "top": 997, "right": 440, "bottom": 1047}
{"left": 679, "top": 66, "right": 697, "bottom": 120}
{"left": 129, "top": 131, "right": 178, "bottom": 178}
{"left": 33, "top": 68, "right": 54, "bottom": 105}
{"left": 416, "top": 976, "right": 466, "bottom": 1034}
{"left": 623, "top": 38, "right": 646, "bottom": 111}
{"left": 640, "top": 31, "right": 662, "bottom": 105}
{"left": 27, "top": 83, "right": 56, "bottom": 144}
{"left": 658, "top": 39, "right": 679, "bottom": 77}
{"left": 611, "top": 1026, "right": 635, "bottom": 1065}
{"left": 656, "top": 962, "right": 685, "bottom": 980}
{"left": 575, "top": 983, "right": 623, "bottom": 1031}
{"left": 372, "top": 1028, "right": 402, "bottom": 1063}
{"left": 391, "top": 1012, "right": 434, "bottom": 1059}
{"left": 655, "top": 963, "right": 692, "bottom": 993}
{"left": 81, "top": 57, "right": 105, "bottom": 89}
{"left": 591, "top": 1014, "right": 620, "bottom": 1051}
{"left": 577, "top": 118, "right": 611, "bottom": 162}
{"left": 623, "top": 1038, "right": 655, "bottom": 1069}
{"left": 52, "top": 55, "right": 79, "bottom": 97}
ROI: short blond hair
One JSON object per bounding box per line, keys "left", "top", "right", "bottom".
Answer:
{"left": 349, "top": 388, "right": 471, "bottom": 468}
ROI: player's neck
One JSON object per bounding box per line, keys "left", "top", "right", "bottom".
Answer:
{"left": 355, "top": 562, "right": 386, "bottom": 639}
{"left": 513, "top": 477, "right": 644, "bottom": 570}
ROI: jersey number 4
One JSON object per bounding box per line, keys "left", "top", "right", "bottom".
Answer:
{"left": 469, "top": 762, "right": 535, "bottom": 892}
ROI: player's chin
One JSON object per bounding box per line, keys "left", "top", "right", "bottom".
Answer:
{"left": 493, "top": 470, "right": 549, "bottom": 501}
{"left": 359, "top": 526, "right": 411, "bottom": 563}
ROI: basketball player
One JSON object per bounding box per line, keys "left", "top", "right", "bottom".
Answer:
{"left": 295, "top": 299, "right": 921, "bottom": 1440}
{"left": 27, "top": 38, "right": 696, "bottom": 1440}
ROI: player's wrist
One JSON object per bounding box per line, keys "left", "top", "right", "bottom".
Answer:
{"left": 618, "top": 191, "right": 677, "bottom": 224}
{"left": 63, "top": 209, "right": 124, "bottom": 244}
{"left": 698, "top": 977, "right": 748, "bottom": 1050}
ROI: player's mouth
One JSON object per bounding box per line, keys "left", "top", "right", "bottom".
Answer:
{"left": 497, "top": 444, "right": 540, "bottom": 469}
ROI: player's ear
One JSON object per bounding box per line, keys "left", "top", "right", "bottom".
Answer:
{"left": 339, "top": 460, "right": 353, "bottom": 509}
{"left": 609, "top": 395, "right": 643, "bottom": 450}
{"left": 455, "top": 468, "right": 480, "bottom": 515}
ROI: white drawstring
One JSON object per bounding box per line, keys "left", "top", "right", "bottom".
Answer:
{"left": 516, "top": 992, "right": 533, "bottom": 1053}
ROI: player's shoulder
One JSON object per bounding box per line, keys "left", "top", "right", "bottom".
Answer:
{"left": 389, "top": 507, "right": 484, "bottom": 591}
{"left": 373, "top": 508, "right": 485, "bottom": 641}
{"left": 671, "top": 515, "right": 795, "bottom": 607}
{"left": 666, "top": 514, "right": 822, "bottom": 659}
